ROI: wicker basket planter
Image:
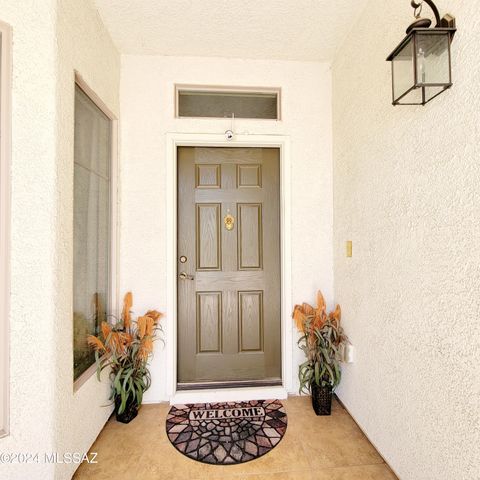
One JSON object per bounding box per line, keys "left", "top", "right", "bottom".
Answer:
{"left": 311, "top": 383, "right": 333, "bottom": 416}
{"left": 115, "top": 396, "right": 139, "bottom": 424}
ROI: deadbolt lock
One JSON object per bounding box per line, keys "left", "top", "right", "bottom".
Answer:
{"left": 179, "top": 256, "right": 187, "bottom": 263}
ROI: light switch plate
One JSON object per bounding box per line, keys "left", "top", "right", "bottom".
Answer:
{"left": 346, "top": 240, "right": 352, "bottom": 258}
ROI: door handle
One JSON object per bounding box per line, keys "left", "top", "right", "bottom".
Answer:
{"left": 179, "top": 271, "right": 195, "bottom": 281}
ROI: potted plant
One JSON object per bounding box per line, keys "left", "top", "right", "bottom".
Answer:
{"left": 293, "top": 291, "right": 346, "bottom": 415}
{"left": 87, "top": 292, "right": 163, "bottom": 423}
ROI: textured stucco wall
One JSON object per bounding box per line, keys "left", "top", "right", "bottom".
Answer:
{"left": 120, "top": 55, "right": 334, "bottom": 401}
{"left": 0, "top": 1, "right": 58, "bottom": 479}
{"left": 54, "top": 0, "right": 120, "bottom": 479}
{"left": 0, "top": 1, "right": 120, "bottom": 479}
{"left": 95, "top": 0, "right": 369, "bottom": 61}
{"left": 333, "top": 1, "right": 480, "bottom": 479}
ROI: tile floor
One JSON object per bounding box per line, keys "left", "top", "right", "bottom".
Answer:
{"left": 74, "top": 396, "right": 398, "bottom": 480}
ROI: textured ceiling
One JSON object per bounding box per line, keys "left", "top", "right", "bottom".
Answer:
{"left": 94, "top": 0, "right": 369, "bottom": 61}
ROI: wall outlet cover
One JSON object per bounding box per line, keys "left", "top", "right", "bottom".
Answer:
{"left": 343, "top": 343, "right": 354, "bottom": 363}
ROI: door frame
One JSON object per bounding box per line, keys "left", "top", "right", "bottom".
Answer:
{"left": 166, "top": 133, "right": 292, "bottom": 404}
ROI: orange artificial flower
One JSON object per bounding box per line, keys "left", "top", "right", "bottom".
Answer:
{"left": 328, "top": 304, "right": 341, "bottom": 324}
{"left": 101, "top": 321, "right": 111, "bottom": 340}
{"left": 145, "top": 316, "right": 155, "bottom": 337}
{"left": 138, "top": 337, "right": 154, "bottom": 360}
{"left": 122, "top": 292, "right": 133, "bottom": 329}
{"left": 87, "top": 335, "right": 106, "bottom": 352}
{"left": 145, "top": 310, "right": 163, "bottom": 325}
{"left": 292, "top": 290, "right": 340, "bottom": 334}
{"left": 137, "top": 316, "right": 147, "bottom": 339}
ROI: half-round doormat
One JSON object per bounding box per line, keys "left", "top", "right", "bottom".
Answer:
{"left": 166, "top": 399, "right": 287, "bottom": 465}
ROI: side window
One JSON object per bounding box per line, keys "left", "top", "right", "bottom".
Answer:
{"left": 0, "top": 21, "right": 12, "bottom": 438}
{"left": 73, "top": 82, "right": 113, "bottom": 384}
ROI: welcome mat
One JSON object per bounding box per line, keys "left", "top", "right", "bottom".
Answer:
{"left": 166, "top": 399, "right": 287, "bottom": 465}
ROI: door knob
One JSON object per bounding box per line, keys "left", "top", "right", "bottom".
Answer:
{"left": 179, "top": 271, "right": 195, "bottom": 280}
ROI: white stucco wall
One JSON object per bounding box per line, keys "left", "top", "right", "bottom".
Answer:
{"left": 120, "top": 56, "right": 334, "bottom": 401}
{"left": 0, "top": 1, "right": 119, "bottom": 479}
{"left": 333, "top": 1, "right": 480, "bottom": 479}
{"left": 0, "top": 1, "right": 58, "bottom": 479}
{"left": 54, "top": 0, "right": 120, "bottom": 479}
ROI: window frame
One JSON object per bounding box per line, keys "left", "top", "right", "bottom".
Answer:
{"left": 174, "top": 84, "right": 282, "bottom": 121}
{"left": 73, "top": 73, "right": 119, "bottom": 392}
{"left": 0, "top": 20, "right": 12, "bottom": 438}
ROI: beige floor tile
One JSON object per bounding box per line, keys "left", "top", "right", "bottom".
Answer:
{"left": 285, "top": 399, "right": 383, "bottom": 470}
{"left": 197, "top": 471, "right": 314, "bottom": 480}
{"left": 74, "top": 397, "right": 396, "bottom": 480}
{"left": 135, "top": 430, "right": 309, "bottom": 479}
{"left": 303, "top": 431, "right": 383, "bottom": 470}
{"left": 312, "top": 464, "right": 398, "bottom": 480}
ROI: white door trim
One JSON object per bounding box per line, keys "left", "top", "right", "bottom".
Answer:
{"left": 166, "top": 133, "right": 292, "bottom": 404}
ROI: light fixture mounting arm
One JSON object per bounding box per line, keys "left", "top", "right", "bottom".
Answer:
{"left": 411, "top": 0, "right": 441, "bottom": 27}
{"left": 408, "top": 0, "right": 456, "bottom": 36}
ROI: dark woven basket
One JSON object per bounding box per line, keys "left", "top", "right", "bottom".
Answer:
{"left": 115, "top": 396, "right": 139, "bottom": 424}
{"left": 311, "top": 383, "right": 333, "bottom": 416}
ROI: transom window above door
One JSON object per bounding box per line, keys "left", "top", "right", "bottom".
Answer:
{"left": 175, "top": 85, "right": 281, "bottom": 120}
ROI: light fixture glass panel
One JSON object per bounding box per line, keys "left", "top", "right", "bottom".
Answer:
{"left": 177, "top": 89, "right": 279, "bottom": 119}
{"left": 395, "top": 87, "right": 424, "bottom": 105}
{"left": 392, "top": 38, "right": 414, "bottom": 102}
{"left": 424, "top": 85, "right": 447, "bottom": 103}
{"left": 415, "top": 32, "right": 450, "bottom": 85}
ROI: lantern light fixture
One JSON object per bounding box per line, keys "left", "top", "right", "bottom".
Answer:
{"left": 386, "top": 0, "right": 456, "bottom": 106}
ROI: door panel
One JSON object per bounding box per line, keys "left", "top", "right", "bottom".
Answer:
{"left": 196, "top": 292, "right": 222, "bottom": 353}
{"left": 237, "top": 203, "right": 263, "bottom": 270}
{"left": 195, "top": 164, "right": 221, "bottom": 189}
{"left": 177, "top": 147, "right": 281, "bottom": 385}
{"left": 238, "top": 290, "right": 264, "bottom": 352}
{"left": 195, "top": 203, "right": 221, "bottom": 271}
{"left": 237, "top": 164, "right": 262, "bottom": 187}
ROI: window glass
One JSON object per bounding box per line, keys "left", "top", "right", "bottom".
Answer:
{"left": 73, "top": 85, "right": 111, "bottom": 381}
{"left": 177, "top": 88, "right": 279, "bottom": 119}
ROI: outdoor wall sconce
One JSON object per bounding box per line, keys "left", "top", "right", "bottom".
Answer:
{"left": 387, "top": 0, "right": 456, "bottom": 106}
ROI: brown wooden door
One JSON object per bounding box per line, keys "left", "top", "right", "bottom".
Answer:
{"left": 177, "top": 147, "right": 281, "bottom": 387}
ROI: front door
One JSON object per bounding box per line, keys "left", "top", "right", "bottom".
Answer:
{"left": 177, "top": 147, "right": 281, "bottom": 387}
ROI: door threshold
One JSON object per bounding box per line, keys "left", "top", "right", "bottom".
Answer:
{"left": 177, "top": 379, "right": 282, "bottom": 391}
{"left": 170, "top": 385, "right": 288, "bottom": 406}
